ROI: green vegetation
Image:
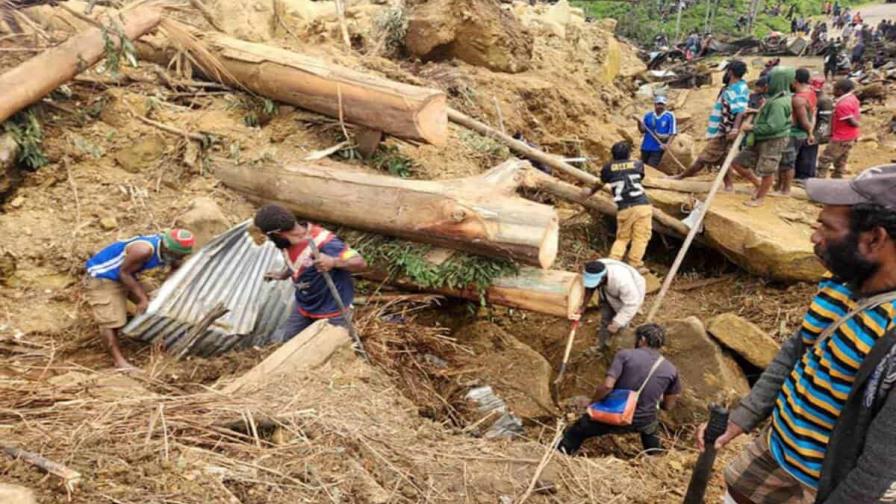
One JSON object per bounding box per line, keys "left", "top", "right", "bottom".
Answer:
{"left": 4, "top": 110, "right": 48, "bottom": 170}
{"left": 347, "top": 231, "right": 519, "bottom": 303}
{"left": 370, "top": 145, "right": 416, "bottom": 178}
{"left": 101, "top": 22, "right": 139, "bottom": 74}
{"left": 572, "top": 0, "right": 866, "bottom": 44}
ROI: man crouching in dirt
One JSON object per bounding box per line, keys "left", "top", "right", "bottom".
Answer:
{"left": 84, "top": 229, "right": 195, "bottom": 370}
{"left": 254, "top": 204, "right": 366, "bottom": 342}
{"left": 697, "top": 165, "right": 896, "bottom": 503}
{"left": 557, "top": 323, "right": 681, "bottom": 455}
{"left": 573, "top": 259, "right": 646, "bottom": 350}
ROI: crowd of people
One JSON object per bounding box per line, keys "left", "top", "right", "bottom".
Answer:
{"left": 650, "top": 59, "right": 861, "bottom": 207}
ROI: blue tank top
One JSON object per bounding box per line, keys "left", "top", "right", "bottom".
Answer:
{"left": 85, "top": 235, "right": 165, "bottom": 281}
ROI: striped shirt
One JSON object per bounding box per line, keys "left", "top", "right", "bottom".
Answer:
{"left": 769, "top": 278, "right": 896, "bottom": 488}
{"left": 706, "top": 80, "right": 749, "bottom": 139}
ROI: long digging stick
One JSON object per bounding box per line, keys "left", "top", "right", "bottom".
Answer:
{"left": 645, "top": 121, "right": 750, "bottom": 322}
{"left": 308, "top": 240, "right": 369, "bottom": 361}
{"left": 553, "top": 320, "right": 580, "bottom": 385}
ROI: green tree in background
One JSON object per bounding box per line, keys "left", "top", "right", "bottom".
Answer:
{"left": 572, "top": 0, "right": 865, "bottom": 45}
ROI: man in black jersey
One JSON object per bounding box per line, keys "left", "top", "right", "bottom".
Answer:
{"left": 583, "top": 141, "right": 653, "bottom": 272}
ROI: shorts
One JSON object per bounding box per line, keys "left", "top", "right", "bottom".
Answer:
{"left": 641, "top": 149, "right": 664, "bottom": 168}
{"left": 83, "top": 277, "right": 132, "bottom": 329}
{"left": 696, "top": 136, "right": 732, "bottom": 166}
{"left": 733, "top": 136, "right": 790, "bottom": 177}
{"left": 723, "top": 429, "right": 817, "bottom": 504}
{"left": 777, "top": 137, "right": 798, "bottom": 172}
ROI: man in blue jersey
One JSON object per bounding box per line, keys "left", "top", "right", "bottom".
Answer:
{"left": 697, "top": 165, "right": 896, "bottom": 503}
{"left": 636, "top": 95, "right": 677, "bottom": 169}
{"left": 254, "top": 204, "right": 367, "bottom": 343}
{"left": 84, "top": 229, "right": 195, "bottom": 370}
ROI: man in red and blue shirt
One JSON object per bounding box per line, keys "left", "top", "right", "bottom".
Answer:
{"left": 254, "top": 204, "right": 367, "bottom": 343}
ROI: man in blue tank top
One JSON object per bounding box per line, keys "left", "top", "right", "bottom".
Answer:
{"left": 254, "top": 204, "right": 367, "bottom": 343}
{"left": 84, "top": 229, "right": 195, "bottom": 370}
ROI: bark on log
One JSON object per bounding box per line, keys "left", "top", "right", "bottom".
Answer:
{"left": 0, "top": 5, "right": 162, "bottom": 123}
{"left": 215, "top": 158, "right": 559, "bottom": 269}
{"left": 518, "top": 166, "right": 692, "bottom": 238}
{"left": 222, "top": 320, "right": 350, "bottom": 393}
{"left": 138, "top": 27, "right": 448, "bottom": 145}
{"left": 361, "top": 267, "right": 583, "bottom": 318}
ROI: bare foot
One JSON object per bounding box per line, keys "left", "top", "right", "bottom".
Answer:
{"left": 723, "top": 184, "right": 735, "bottom": 192}
{"left": 744, "top": 198, "right": 764, "bottom": 207}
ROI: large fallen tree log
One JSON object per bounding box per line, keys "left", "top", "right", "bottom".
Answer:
{"left": 642, "top": 172, "right": 810, "bottom": 201}
{"left": 0, "top": 5, "right": 162, "bottom": 123}
{"left": 362, "top": 267, "right": 583, "bottom": 318}
{"left": 138, "top": 25, "right": 448, "bottom": 145}
{"left": 215, "top": 158, "right": 559, "bottom": 268}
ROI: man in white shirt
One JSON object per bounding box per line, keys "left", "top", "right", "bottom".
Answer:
{"left": 574, "top": 259, "right": 646, "bottom": 349}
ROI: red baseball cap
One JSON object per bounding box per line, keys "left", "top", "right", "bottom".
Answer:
{"left": 806, "top": 165, "right": 896, "bottom": 210}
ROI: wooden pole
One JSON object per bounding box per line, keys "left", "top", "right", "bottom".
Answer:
{"left": 645, "top": 125, "right": 749, "bottom": 322}
{"left": 0, "top": 5, "right": 162, "bottom": 123}
{"left": 448, "top": 108, "right": 599, "bottom": 186}
{"left": 2, "top": 444, "right": 82, "bottom": 490}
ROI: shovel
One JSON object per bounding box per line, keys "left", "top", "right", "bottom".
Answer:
{"left": 553, "top": 319, "right": 581, "bottom": 386}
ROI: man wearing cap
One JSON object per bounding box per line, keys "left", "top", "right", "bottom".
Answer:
{"left": 636, "top": 96, "right": 677, "bottom": 169}
{"left": 84, "top": 229, "right": 195, "bottom": 370}
{"left": 254, "top": 204, "right": 367, "bottom": 343}
{"left": 575, "top": 259, "right": 646, "bottom": 350}
{"left": 696, "top": 165, "right": 896, "bottom": 503}
{"left": 672, "top": 60, "right": 749, "bottom": 185}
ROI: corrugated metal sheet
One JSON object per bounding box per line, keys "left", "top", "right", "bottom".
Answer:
{"left": 122, "top": 221, "right": 294, "bottom": 356}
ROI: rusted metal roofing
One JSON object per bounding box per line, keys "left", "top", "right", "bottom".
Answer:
{"left": 122, "top": 221, "right": 294, "bottom": 356}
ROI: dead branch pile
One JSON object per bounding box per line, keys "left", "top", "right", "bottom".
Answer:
{"left": 1, "top": 331, "right": 674, "bottom": 503}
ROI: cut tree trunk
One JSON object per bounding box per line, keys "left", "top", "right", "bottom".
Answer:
{"left": 0, "top": 5, "right": 162, "bottom": 123}
{"left": 214, "top": 158, "right": 559, "bottom": 269}
{"left": 222, "top": 320, "right": 350, "bottom": 393}
{"left": 362, "top": 267, "right": 583, "bottom": 318}
{"left": 138, "top": 26, "right": 448, "bottom": 145}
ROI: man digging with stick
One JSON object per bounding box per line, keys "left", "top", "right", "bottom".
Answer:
{"left": 697, "top": 165, "right": 896, "bottom": 503}
{"left": 636, "top": 95, "right": 677, "bottom": 169}
{"left": 254, "top": 204, "right": 367, "bottom": 343}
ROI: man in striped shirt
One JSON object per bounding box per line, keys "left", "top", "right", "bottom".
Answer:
{"left": 697, "top": 165, "right": 896, "bottom": 503}
{"left": 672, "top": 60, "right": 749, "bottom": 185}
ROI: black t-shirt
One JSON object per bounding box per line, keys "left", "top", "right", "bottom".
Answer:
{"left": 600, "top": 159, "right": 650, "bottom": 210}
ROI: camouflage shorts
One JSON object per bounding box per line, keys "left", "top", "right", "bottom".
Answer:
{"left": 733, "top": 136, "right": 790, "bottom": 177}
{"left": 723, "top": 429, "right": 817, "bottom": 504}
